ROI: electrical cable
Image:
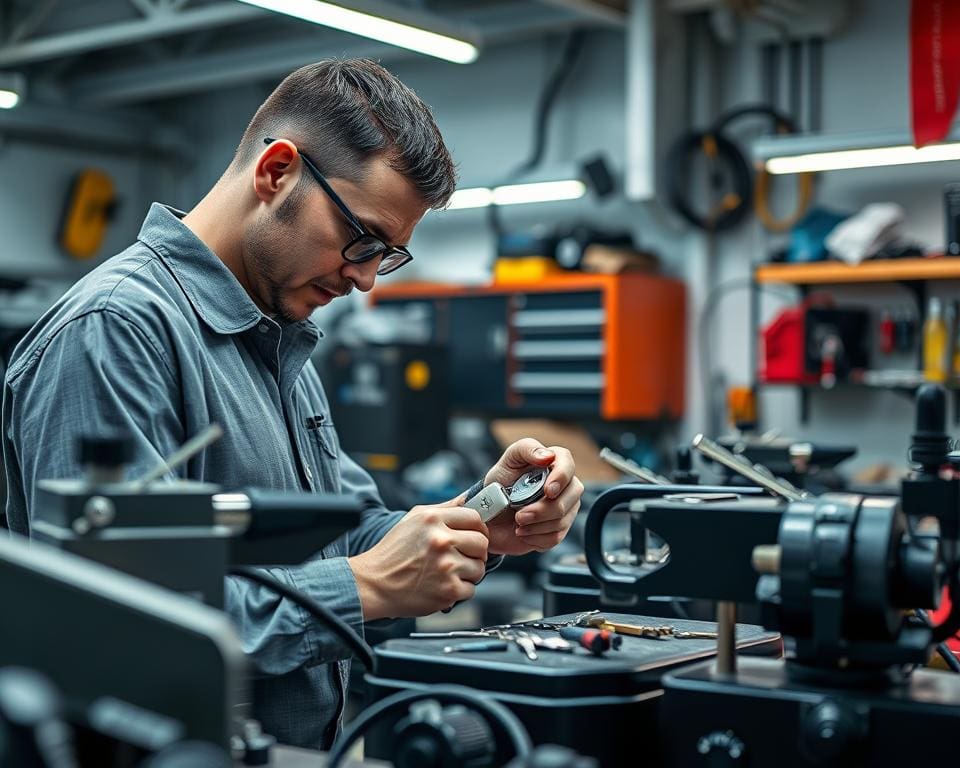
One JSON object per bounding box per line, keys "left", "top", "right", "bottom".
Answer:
{"left": 665, "top": 128, "right": 752, "bottom": 233}
{"left": 488, "top": 30, "right": 587, "bottom": 238}
{"left": 228, "top": 566, "right": 375, "bottom": 673}
{"left": 915, "top": 608, "right": 960, "bottom": 673}
{"left": 665, "top": 103, "right": 814, "bottom": 233}
{"left": 326, "top": 685, "right": 533, "bottom": 768}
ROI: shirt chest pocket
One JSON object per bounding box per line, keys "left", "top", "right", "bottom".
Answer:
{"left": 303, "top": 414, "right": 342, "bottom": 492}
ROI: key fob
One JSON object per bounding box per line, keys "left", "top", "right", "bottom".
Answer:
{"left": 464, "top": 483, "right": 513, "bottom": 523}
{"left": 464, "top": 467, "right": 549, "bottom": 523}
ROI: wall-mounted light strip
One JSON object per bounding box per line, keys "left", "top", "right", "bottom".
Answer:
{"left": 766, "top": 142, "right": 960, "bottom": 175}
{"left": 447, "top": 180, "right": 587, "bottom": 210}
{"left": 0, "top": 72, "right": 24, "bottom": 109}
{"left": 236, "top": 0, "right": 478, "bottom": 64}
{"left": 0, "top": 89, "right": 19, "bottom": 109}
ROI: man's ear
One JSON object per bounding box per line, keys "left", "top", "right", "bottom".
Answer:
{"left": 252, "top": 139, "right": 299, "bottom": 204}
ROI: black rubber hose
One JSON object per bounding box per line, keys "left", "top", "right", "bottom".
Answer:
{"left": 228, "top": 566, "right": 375, "bottom": 673}
{"left": 488, "top": 29, "right": 587, "bottom": 238}
{"left": 916, "top": 608, "right": 960, "bottom": 673}
{"left": 326, "top": 685, "right": 532, "bottom": 768}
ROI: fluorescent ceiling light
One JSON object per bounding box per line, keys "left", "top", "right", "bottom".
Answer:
{"left": 766, "top": 142, "right": 960, "bottom": 174}
{"left": 0, "top": 72, "right": 25, "bottom": 109}
{"left": 236, "top": 0, "right": 478, "bottom": 64}
{"left": 447, "top": 180, "right": 587, "bottom": 210}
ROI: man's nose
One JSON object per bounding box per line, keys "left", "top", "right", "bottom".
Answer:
{"left": 341, "top": 259, "right": 378, "bottom": 293}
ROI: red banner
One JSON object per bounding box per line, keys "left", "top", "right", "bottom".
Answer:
{"left": 911, "top": 0, "right": 960, "bottom": 146}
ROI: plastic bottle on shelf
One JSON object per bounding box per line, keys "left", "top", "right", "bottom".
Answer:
{"left": 880, "top": 310, "right": 895, "bottom": 355}
{"left": 923, "top": 297, "right": 949, "bottom": 383}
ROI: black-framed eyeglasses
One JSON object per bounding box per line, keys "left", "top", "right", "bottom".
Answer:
{"left": 264, "top": 137, "right": 413, "bottom": 276}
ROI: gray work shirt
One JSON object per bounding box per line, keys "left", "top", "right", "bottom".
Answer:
{"left": 2, "top": 203, "right": 407, "bottom": 749}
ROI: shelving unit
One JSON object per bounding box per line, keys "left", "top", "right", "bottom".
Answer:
{"left": 755, "top": 257, "right": 960, "bottom": 286}
{"left": 749, "top": 256, "right": 960, "bottom": 424}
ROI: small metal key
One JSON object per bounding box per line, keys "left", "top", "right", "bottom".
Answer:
{"left": 668, "top": 628, "right": 720, "bottom": 639}
{"left": 529, "top": 635, "right": 573, "bottom": 652}
{"left": 513, "top": 635, "right": 539, "bottom": 660}
{"left": 512, "top": 610, "right": 600, "bottom": 631}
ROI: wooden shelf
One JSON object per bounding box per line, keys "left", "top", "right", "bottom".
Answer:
{"left": 755, "top": 257, "right": 960, "bottom": 285}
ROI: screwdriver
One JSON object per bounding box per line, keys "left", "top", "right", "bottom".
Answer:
{"left": 559, "top": 626, "right": 622, "bottom": 656}
{"left": 443, "top": 640, "right": 510, "bottom": 654}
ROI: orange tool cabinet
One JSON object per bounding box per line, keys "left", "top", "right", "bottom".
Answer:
{"left": 371, "top": 273, "right": 686, "bottom": 421}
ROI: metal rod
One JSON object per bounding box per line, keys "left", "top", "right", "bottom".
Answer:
{"left": 716, "top": 601, "right": 737, "bottom": 676}
{"left": 134, "top": 423, "right": 224, "bottom": 490}
{"left": 599, "top": 447, "right": 670, "bottom": 485}
{"left": 692, "top": 434, "right": 809, "bottom": 502}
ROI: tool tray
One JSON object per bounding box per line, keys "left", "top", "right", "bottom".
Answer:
{"left": 364, "top": 612, "right": 781, "bottom": 763}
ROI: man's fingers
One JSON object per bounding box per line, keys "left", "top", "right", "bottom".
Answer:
{"left": 434, "top": 505, "right": 490, "bottom": 535}
{"left": 439, "top": 491, "right": 469, "bottom": 507}
{"left": 516, "top": 499, "right": 581, "bottom": 536}
{"left": 452, "top": 529, "right": 490, "bottom": 561}
{"left": 517, "top": 531, "right": 567, "bottom": 552}
{"left": 485, "top": 438, "right": 555, "bottom": 486}
{"left": 514, "top": 479, "right": 582, "bottom": 526}
{"left": 457, "top": 557, "right": 487, "bottom": 585}
{"left": 542, "top": 446, "right": 576, "bottom": 499}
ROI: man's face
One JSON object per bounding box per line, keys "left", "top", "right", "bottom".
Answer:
{"left": 243, "top": 154, "right": 427, "bottom": 323}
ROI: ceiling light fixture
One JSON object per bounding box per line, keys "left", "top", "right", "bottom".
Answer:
{"left": 755, "top": 129, "right": 960, "bottom": 175}
{"left": 765, "top": 142, "right": 960, "bottom": 174}
{"left": 236, "top": 0, "right": 479, "bottom": 64}
{"left": 447, "top": 180, "right": 587, "bottom": 210}
{"left": 0, "top": 72, "right": 25, "bottom": 109}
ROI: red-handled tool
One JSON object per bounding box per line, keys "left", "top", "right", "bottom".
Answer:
{"left": 559, "top": 626, "right": 622, "bottom": 656}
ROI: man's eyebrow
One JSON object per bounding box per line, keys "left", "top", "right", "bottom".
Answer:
{"left": 363, "top": 218, "right": 405, "bottom": 247}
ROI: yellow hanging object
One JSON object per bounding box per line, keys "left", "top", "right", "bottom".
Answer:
{"left": 59, "top": 169, "right": 117, "bottom": 260}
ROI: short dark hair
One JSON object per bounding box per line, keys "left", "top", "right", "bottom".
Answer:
{"left": 233, "top": 59, "right": 457, "bottom": 209}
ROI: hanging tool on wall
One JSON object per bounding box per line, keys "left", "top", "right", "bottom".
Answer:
{"left": 665, "top": 104, "right": 814, "bottom": 233}
{"left": 58, "top": 169, "right": 119, "bottom": 259}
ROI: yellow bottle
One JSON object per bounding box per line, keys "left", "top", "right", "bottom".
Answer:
{"left": 924, "top": 297, "right": 948, "bottom": 383}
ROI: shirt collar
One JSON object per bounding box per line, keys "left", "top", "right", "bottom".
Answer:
{"left": 136, "top": 202, "right": 321, "bottom": 339}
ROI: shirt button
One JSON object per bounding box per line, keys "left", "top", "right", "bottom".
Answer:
{"left": 258, "top": 324, "right": 269, "bottom": 334}
{"left": 304, "top": 465, "right": 314, "bottom": 482}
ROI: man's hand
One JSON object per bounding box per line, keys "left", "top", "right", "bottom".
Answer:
{"left": 484, "top": 438, "right": 584, "bottom": 556}
{"left": 347, "top": 499, "right": 489, "bottom": 620}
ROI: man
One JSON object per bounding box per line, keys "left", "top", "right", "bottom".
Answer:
{"left": 1, "top": 59, "right": 583, "bottom": 749}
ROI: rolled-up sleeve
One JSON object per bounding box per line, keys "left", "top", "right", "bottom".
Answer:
{"left": 225, "top": 556, "right": 364, "bottom": 673}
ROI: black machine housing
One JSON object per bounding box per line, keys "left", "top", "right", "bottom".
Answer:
{"left": 583, "top": 384, "right": 960, "bottom": 765}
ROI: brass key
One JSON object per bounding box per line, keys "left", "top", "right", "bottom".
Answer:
{"left": 582, "top": 615, "right": 718, "bottom": 640}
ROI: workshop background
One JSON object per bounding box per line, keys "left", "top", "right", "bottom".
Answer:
{"left": 1, "top": 0, "right": 950, "bottom": 486}
{"left": 7, "top": 0, "right": 960, "bottom": 765}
